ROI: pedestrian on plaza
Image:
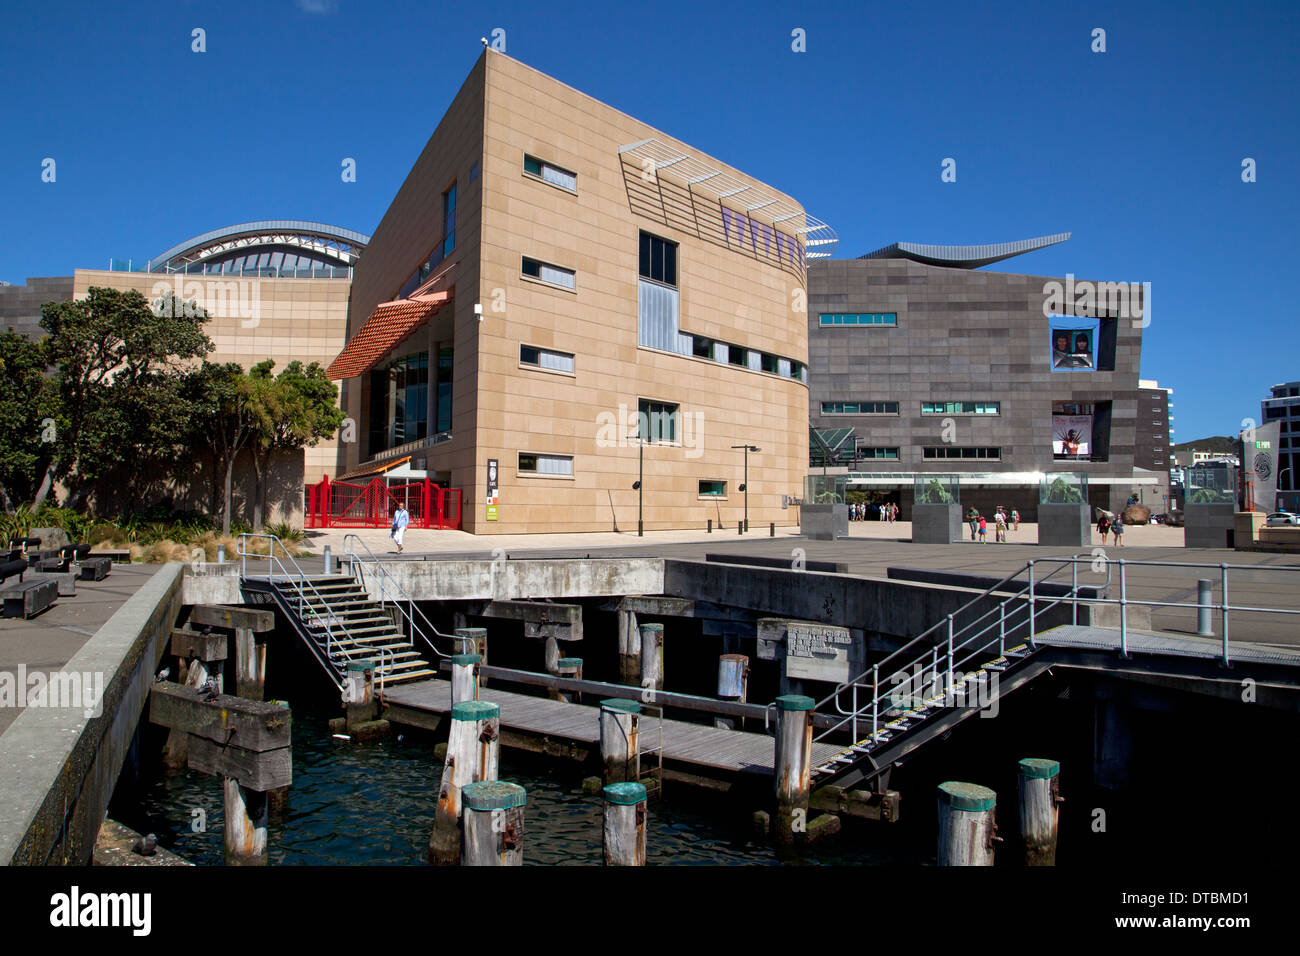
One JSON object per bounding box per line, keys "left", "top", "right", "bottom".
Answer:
{"left": 995, "top": 509, "right": 1007, "bottom": 543}
{"left": 1011, "top": 508, "right": 1020, "bottom": 531}
{"left": 966, "top": 507, "right": 980, "bottom": 541}
{"left": 978, "top": 515, "right": 988, "bottom": 543}
{"left": 391, "top": 504, "right": 410, "bottom": 554}
{"left": 880, "top": 504, "right": 886, "bottom": 522}
{"left": 1097, "top": 512, "right": 1110, "bottom": 543}
{"left": 1112, "top": 516, "right": 1125, "bottom": 547}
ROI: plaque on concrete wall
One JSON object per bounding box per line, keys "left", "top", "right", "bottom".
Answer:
{"left": 784, "top": 622, "right": 860, "bottom": 683}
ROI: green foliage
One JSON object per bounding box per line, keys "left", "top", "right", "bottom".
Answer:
{"left": 1189, "top": 488, "right": 1234, "bottom": 504}
{"left": 265, "top": 520, "right": 304, "bottom": 542}
{"left": 918, "top": 479, "right": 954, "bottom": 504}
{"left": 0, "top": 331, "right": 60, "bottom": 509}
{"left": 1045, "top": 477, "right": 1084, "bottom": 503}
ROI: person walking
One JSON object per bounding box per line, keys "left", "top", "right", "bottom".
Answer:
{"left": 1097, "top": 512, "right": 1110, "bottom": 544}
{"left": 966, "top": 507, "right": 980, "bottom": 541}
{"left": 1011, "top": 508, "right": 1020, "bottom": 531}
{"left": 391, "top": 504, "right": 410, "bottom": 554}
{"left": 977, "top": 514, "right": 988, "bottom": 543}
{"left": 995, "top": 509, "right": 1007, "bottom": 543}
{"left": 1112, "top": 515, "right": 1124, "bottom": 547}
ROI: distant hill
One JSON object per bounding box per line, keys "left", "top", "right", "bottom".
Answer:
{"left": 1171, "top": 436, "right": 1238, "bottom": 453}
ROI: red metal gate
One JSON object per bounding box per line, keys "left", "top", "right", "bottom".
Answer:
{"left": 305, "top": 476, "right": 462, "bottom": 530}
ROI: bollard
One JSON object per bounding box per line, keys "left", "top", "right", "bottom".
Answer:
{"left": 323, "top": 544, "right": 332, "bottom": 574}
{"left": 461, "top": 781, "right": 526, "bottom": 866}
{"left": 708, "top": 518, "right": 712, "bottom": 533}
{"left": 556, "top": 657, "right": 583, "bottom": 703}
{"left": 715, "top": 654, "right": 749, "bottom": 730}
{"left": 738, "top": 520, "right": 743, "bottom": 535}
{"left": 217, "top": 544, "right": 226, "bottom": 564}
{"left": 770, "top": 521, "right": 775, "bottom": 537}
{"left": 603, "top": 782, "right": 648, "bottom": 866}
{"left": 639, "top": 622, "right": 664, "bottom": 693}
{"left": 937, "top": 782, "right": 998, "bottom": 866}
{"left": 450, "top": 653, "right": 481, "bottom": 707}
{"left": 773, "top": 695, "right": 814, "bottom": 844}
{"left": 223, "top": 777, "right": 268, "bottom": 866}
{"left": 429, "top": 700, "right": 501, "bottom": 865}
{"left": 344, "top": 659, "right": 377, "bottom": 730}
{"left": 455, "top": 627, "right": 488, "bottom": 687}
{"left": 1018, "top": 759, "right": 1061, "bottom": 866}
{"left": 599, "top": 698, "right": 640, "bottom": 785}
{"left": 1197, "top": 579, "right": 1213, "bottom": 636}
{"left": 235, "top": 627, "right": 267, "bottom": 700}
{"left": 617, "top": 610, "right": 640, "bottom": 686}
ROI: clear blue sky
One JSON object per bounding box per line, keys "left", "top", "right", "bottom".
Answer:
{"left": 2, "top": 0, "right": 1296, "bottom": 442}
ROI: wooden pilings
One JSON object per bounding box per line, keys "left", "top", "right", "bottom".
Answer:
{"left": 617, "top": 610, "right": 640, "bottom": 685}
{"left": 188, "top": 605, "right": 273, "bottom": 701}
{"left": 639, "top": 622, "right": 663, "bottom": 693}
{"left": 772, "top": 694, "right": 814, "bottom": 844}
{"left": 554, "top": 657, "right": 583, "bottom": 703}
{"left": 602, "top": 782, "right": 647, "bottom": 866}
{"left": 429, "top": 700, "right": 501, "bottom": 865}
{"left": 343, "top": 659, "right": 377, "bottom": 731}
{"left": 223, "top": 777, "right": 269, "bottom": 866}
{"left": 715, "top": 653, "right": 749, "bottom": 729}
{"left": 1018, "top": 758, "right": 1061, "bottom": 866}
{"left": 454, "top": 627, "right": 487, "bottom": 687}
{"left": 450, "top": 653, "right": 481, "bottom": 707}
{"left": 937, "top": 782, "right": 998, "bottom": 866}
{"left": 599, "top": 698, "right": 640, "bottom": 785}
{"left": 461, "top": 781, "right": 526, "bottom": 866}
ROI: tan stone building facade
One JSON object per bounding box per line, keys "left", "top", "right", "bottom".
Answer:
{"left": 336, "top": 51, "right": 815, "bottom": 534}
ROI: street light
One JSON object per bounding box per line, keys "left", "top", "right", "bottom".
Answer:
{"left": 629, "top": 431, "right": 643, "bottom": 536}
{"left": 731, "top": 444, "right": 761, "bottom": 532}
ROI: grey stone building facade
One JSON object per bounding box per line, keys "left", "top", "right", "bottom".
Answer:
{"left": 807, "top": 236, "right": 1152, "bottom": 520}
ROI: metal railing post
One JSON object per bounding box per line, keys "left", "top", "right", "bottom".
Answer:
{"left": 1071, "top": 559, "right": 1078, "bottom": 626}
{"left": 1221, "top": 563, "right": 1230, "bottom": 667}
{"left": 1027, "top": 560, "right": 1036, "bottom": 647}
{"left": 1118, "top": 560, "right": 1128, "bottom": 658}
{"left": 999, "top": 601, "right": 1006, "bottom": 657}
{"left": 851, "top": 684, "right": 858, "bottom": 743}
{"left": 946, "top": 614, "right": 954, "bottom": 701}
{"left": 872, "top": 664, "right": 879, "bottom": 739}
{"left": 930, "top": 646, "right": 939, "bottom": 700}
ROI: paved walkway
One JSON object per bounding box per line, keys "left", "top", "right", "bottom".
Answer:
{"left": 0, "top": 564, "right": 159, "bottom": 736}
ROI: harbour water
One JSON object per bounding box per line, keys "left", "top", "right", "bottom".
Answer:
{"left": 122, "top": 698, "right": 926, "bottom": 866}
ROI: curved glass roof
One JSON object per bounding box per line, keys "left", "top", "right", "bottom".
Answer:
{"left": 148, "top": 220, "right": 370, "bottom": 276}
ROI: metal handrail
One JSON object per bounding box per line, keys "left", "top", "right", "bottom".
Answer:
{"left": 809, "top": 555, "right": 1300, "bottom": 748}
{"left": 342, "top": 533, "right": 455, "bottom": 660}
{"left": 237, "top": 533, "right": 346, "bottom": 691}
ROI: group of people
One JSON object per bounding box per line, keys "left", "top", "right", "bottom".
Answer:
{"left": 965, "top": 506, "right": 1019, "bottom": 543}
{"left": 1097, "top": 511, "right": 1125, "bottom": 546}
{"left": 849, "top": 501, "right": 899, "bottom": 522}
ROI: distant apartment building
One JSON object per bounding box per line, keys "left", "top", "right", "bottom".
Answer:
{"left": 1136, "top": 379, "right": 1173, "bottom": 512}
{"left": 1262, "top": 380, "right": 1300, "bottom": 511}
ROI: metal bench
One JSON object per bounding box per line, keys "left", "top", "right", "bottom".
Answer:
{"left": 2, "top": 578, "right": 58, "bottom": 619}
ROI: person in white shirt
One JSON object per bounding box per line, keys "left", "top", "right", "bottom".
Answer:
{"left": 391, "top": 506, "right": 410, "bottom": 554}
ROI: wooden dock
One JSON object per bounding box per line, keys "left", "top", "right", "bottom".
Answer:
{"left": 381, "top": 678, "right": 840, "bottom": 780}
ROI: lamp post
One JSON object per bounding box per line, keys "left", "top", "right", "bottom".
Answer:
{"left": 731, "top": 444, "right": 760, "bottom": 533}
{"left": 630, "top": 432, "right": 643, "bottom": 536}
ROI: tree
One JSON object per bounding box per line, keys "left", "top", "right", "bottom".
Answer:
{"left": 184, "top": 362, "right": 258, "bottom": 536}
{"left": 0, "top": 331, "right": 60, "bottom": 511}
{"left": 246, "top": 360, "right": 346, "bottom": 530}
{"left": 36, "top": 287, "right": 212, "bottom": 510}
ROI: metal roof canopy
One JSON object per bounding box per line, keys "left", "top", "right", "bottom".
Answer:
{"left": 618, "top": 138, "right": 838, "bottom": 258}
{"left": 858, "top": 233, "right": 1071, "bottom": 269}
{"left": 838, "top": 471, "right": 1158, "bottom": 487}
{"left": 150, "top": 220, "right": 372, "bottom": 272}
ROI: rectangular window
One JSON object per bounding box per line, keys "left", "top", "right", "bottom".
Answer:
{"left": 922, "top": 446, "right": 1001, "bottom": 460}
{"left": 522, "top": 257, "right": 575, "bottom": 290}
{"left": 818, "top": 313, "right": 897, "bottom": 327}
{"left": 639, "top": 232, "right": 678, "bottom": 286}
{"left": 857, "top": 447, "right": 900, "bottom": 460}
{"left": 728, "top": 346, "right": 748, "bottom": 367}
{"left": 520, "top": 344, "right": 574, "bottom": 373}
{"left": 518, "top": 453, "right": 573, "bottom": 476}
{"left": 920, "top": 401, "right": 1001, "bottom": 415}
{"left": 760, "top": 353, "right": 779, "bottom": 374}
{"left": 691, "top": 336, "right": 713, "bottom": 359}
{"left": 823, "top": 402, "right": 898, "bottom": 415}
{"left": 442, "top": 183, "right": 456, "bottom": 259}
{"left": 434, "top": 347, "right": 453, "bottom": 433}
{"left": 698, "top": 480, "right": 727, "bottom": 497}
{"left": 523, "top": 154, "right": 577, "bottom": 191}
{"left": 638, "top": 399, "right": 679, "bottom": 444}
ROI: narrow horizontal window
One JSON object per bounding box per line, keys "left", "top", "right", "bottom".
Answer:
{"left": 524, "top": 154, "right": 577, "bottom": 191}
{"left": 522, "top": 257, "right": 575, "bottom": 290}
{"left": 520, "top": 345, "right": 574, "bottom": 373}
{"left": 920, "top": 401, "right": 1000, "bottom": 415}
{"left": 922, "top": 446, "right": 1001, "bottom": 460}
{"left": 857, "top": 447, "right": 900, "bottom": 460}
{"left": 518, "top": 453, "right": 573, "bottom": 476}
{"left": 823, "top": 401, "right": 898, "bottom": 415}
{"left": 818, "top": 313, "right": 897, "bottom": 327}
{"left": 698, "top": 480, "right": 727, "bottom": 496}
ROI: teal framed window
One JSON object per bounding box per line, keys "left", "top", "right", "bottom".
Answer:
{"left": 819, "top": 313, "right": 897, "bottom": 327}
{"left": 857, "top": 447, "right": 900, "bottom": 460}
{"left": 698, "top": 480, "right": 727, "bottom": 496}
{"left": 822, "top": 401, "right": 898, "bottom": 415}
{"left": 921, "top": 401, "right": 1001, "bottom": 415}
{"left": 638, "top": 398, "right": 679, "bottom": 443}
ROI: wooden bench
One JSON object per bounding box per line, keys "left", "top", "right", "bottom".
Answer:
{"left": 26, "top": 571, "right": 76, "bottom": 596}
{"left": 90, "top": 549, "right": 132, "bottom": 565}
{"left": 77, "top": 557, "right": 112, "bottom": 581}
{"left": 2, "top": 578, "right": 58, "bottom": 619}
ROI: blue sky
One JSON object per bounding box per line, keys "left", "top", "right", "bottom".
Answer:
{"left": 1, "top": 0, "right": 1296, "bottom": 442}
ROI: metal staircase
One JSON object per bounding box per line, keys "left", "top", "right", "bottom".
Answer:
{"left": 806, "top": 556, "right": 1099, "bottom": 791}
{"left": 238, "top": 534, "right": 439, "bottom": 692}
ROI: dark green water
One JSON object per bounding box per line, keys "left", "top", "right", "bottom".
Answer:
{"left": 127, "top": 700, "right": 922, "bottom": 866}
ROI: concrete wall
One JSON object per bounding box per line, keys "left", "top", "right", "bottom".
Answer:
{"left": 0, "top": 564, "right": 182, "bottom": 865}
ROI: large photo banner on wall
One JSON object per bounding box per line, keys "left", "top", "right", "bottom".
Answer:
{"left": 1053, "top": 414, "right": 1093, "bottom": 459}
{"left": 1050, "top": 327, "right": 1095, "bottom": 369}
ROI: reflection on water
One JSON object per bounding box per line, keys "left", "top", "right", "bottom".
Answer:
{"left": 130, "top": 701, "right": 920, "bottom": 866}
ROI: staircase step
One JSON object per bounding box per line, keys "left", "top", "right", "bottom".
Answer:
{"left": 378, "top": 669, "right": 438, "bottom": 685}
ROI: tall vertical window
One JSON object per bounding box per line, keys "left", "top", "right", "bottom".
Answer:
{"left": 442, "top": 183, "right": 457, "bottom": 259}
{"left": 639, "top": 232, "right": 677, "bottom": 286}
{"left": 637, "top": 231, "right": 680, "bottom": 350}
{"left": 368, "top": 352, "right": 428, "bottom": 455}
{"left": 434, "top": 347, "right": 453, "bottom": 433}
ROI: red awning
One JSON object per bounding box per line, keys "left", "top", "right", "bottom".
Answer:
{"left": 327, "top": 290, "right": 452, "bottom": 380}
{"left": 335, "top": 456, "right": 412, "bottom": 482}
